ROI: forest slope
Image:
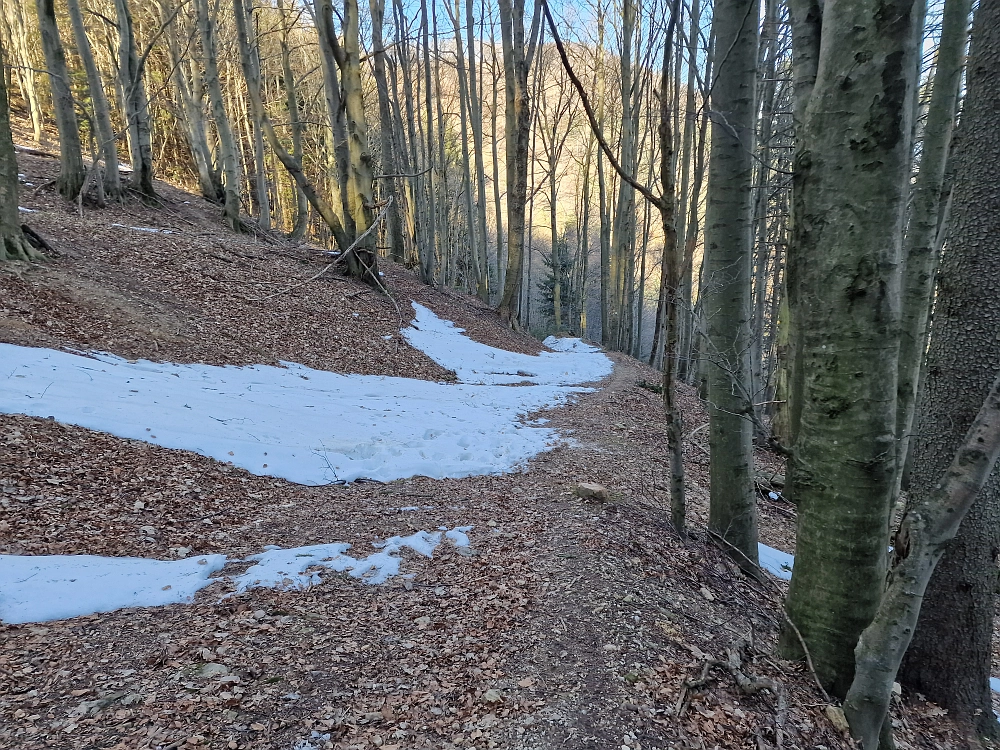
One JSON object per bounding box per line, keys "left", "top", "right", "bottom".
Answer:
{"left": 0, "top": 148, "right": 970, "bottom": 749}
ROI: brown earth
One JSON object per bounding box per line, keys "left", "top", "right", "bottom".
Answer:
{"left": 0, "top": 138, "right": 975, "bottom": 750}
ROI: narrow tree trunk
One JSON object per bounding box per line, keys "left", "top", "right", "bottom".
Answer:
{"left": 67, "top": 0, "right": 120, "bottom": 200}
{"left": 894, "top": 0, "right": 972, "bottom": 489}
{"left": 370, "top": 0, "right": 404, "bottom": 260}
{"left": 467, "top": 0, "right": 491, "bottom": 298}
{"left": 196, "top": 0, "right": 242, "bottom": 229}
{"left": 2, "top": 1, "right": 42, "bottom": 143}
{"left": 496, "top": 0, "right": 542, "bottom": 326}
{"left": 276, "top": 0, "right": 308, "bottom": 239}
{"left": 35, "top": 0, "right": 86, "bottom": 199}
{"left": 114, "top": 0, "right": 155, "bottom": 198}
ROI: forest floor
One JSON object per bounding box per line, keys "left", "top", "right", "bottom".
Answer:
{"left": 0, "top": 138, "right": 983, "bottom": 749}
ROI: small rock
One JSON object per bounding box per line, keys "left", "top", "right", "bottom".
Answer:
{"left": 198, "top": 663, "right": 230, "bottom": 679}
{"left": 482, "top": 688, "right": 503, "bottom": 703}
{"left": 139, "top": 525, "right": 157, "bottom": 537}
{"left": 825, "top": 704, "right": 850, "bottom": 734}
{"left": 574, "top": 483, "right": 609, "bottom": 502}
{"left": 699, "top": 587, "right": 715, "bottom": 602}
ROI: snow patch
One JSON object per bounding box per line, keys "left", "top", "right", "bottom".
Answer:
{"left": 758, "top": 543, "right": 794, "bottom": 581}
{"left": 403, "top": 303, "right": 612, "bottom": 386}
{"left": 0, "top": 553, "right": 226, "bottom": 625}
{"left": 1, "top": 526, "right": 474, "bottom": 624}
{"left": 17, "top": 206, "right": 38, "bottom": 213}
{"left": 0, "top": 306, "right": 609, "bottom": 485}
{"left": 110, "top": 223, "right": 174, "bottom": 234}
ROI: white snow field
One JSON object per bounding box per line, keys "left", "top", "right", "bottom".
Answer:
{"left": 0, "top": 527, "right": 473, "bottom": 624}
{"left": 0, "top": 303, "right": 612, "bottom": 485}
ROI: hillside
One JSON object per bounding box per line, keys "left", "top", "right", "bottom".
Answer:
{"left": 0, "top": 150, "right": 968, "bottom": 749}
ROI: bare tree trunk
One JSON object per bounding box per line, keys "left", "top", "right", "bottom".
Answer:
{"left": 66, "top": 0, "right": 120, "bottom": 200}
{"left": 114, "top": 0, "right": 155, "bottom": 198}
{"left": 276, "top": 0, "right": 308, "bottom": 239}
{"left": 894, "top": 0, "right": 972, "bottom": 491}
{"left": 467, "top": 0, "right": 491, "bottom": 298}
{"left": 704, "top": 0, "right": 760, "bottom": 569}
{"left": 894, "top": 1, "right": 1000, "bottom": 737}
{"left": 35, "top": 0, "right": 85, "bottom": 199}
{"left": 370, "top": 0, "right": 404, "bottom": 260}
{"left": 195, "top": 0, "right": 242, "bottom": 229}
{"left": 496, "top": 0, "right": 542, "bottom": 326}
{"left": 2, "top": 1, "right": 42, "bottom": 143}
{"left": 161, "top": 0, "right": 219, "bottom": 202}
{"left": 779, "top": 0, "right": 922, "bottom": 700}
{"left": 0, "top": 42, "right": 39, "bottom": 261}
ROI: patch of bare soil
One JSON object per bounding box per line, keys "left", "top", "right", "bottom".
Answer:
{"left": 0, "top": 149, "right": 969, "bottom": 750}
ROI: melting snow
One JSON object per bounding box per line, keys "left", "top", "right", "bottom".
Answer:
{"left": 758, "top": 543, "right": 794, "bottom": 580}
{"left": 0, "top": 306, "right": 611, "bottom": 485}
{"left": 0, "top": 553, "right": 226, "bottom": 625}
{"left": 0, "top": 527, "right": 473, "bottom": 624}
{"left": 403, "top": 303, "right": 612, "bottom": 386}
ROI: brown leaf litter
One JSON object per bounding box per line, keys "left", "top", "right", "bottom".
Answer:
{"left": 0, "top": 150, "right": 976, "bottom": 750}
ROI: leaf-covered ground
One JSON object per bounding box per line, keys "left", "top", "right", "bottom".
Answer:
{"left": 0, "top": 144, "right": 972, "bottom": 750}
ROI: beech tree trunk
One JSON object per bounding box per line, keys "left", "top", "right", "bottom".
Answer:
{"left": 894, "top": 0, "right": 971, "bottom": 488}
{"left": 195, "top": 0, "right": 242, "bottom": 229}
{"left": 779, "top": 0, "right": 921, "bottom": 699}
{"left": 704, "top": 0, "right": 760, "bottom": 569}
{"left": 114, "top": 0, "right": 155, "bottom": 198}
{"left": 67, "top": 0, "right": 121, "bottom": 200}
{"left": 496, "top": 0, "right": 541, "bottom": 326}
{"left": 895, "top": 0, "right": 1000, "bottom": 736}
{"left": 0, "top": 42, "right": 39, "bottom": 262}
{"left": 35, "top": 0, "right": 86, "bottom": 199}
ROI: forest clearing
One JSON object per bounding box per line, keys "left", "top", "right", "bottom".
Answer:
{"left": 2, "top": 0, "right": 1000, "bottom": 745}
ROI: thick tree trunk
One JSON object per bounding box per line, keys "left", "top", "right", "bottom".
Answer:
{"left": 35, "top": 0, "right": 86, "bottom": 199}
{"left": 0, "top": 43, "right": 39, "bottom": 262}
{"left": 896, "top": 1, "right": 1000, "bottom": 736}
{"left": 779, "top": 0, "right": 921, "bottom": 699}
{"left": 704, "top": 0, "right": 760, "bottom": 569}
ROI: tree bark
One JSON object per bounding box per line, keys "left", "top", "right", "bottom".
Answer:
{"left": 779, "top": 0, "right": 922, "bottom": 699}
{"left": 0, "top": 42, "right": 40, "bottom": 262}
{"left": 114, "top": 0, "right": 155, "bottom": 198}
{"left": 195, "top": 0, "right": 242, "bottom": 229}
{"left": 894, "top": 0, "right": 972, "bottom": 489}
{"left": 67, "top": 0, "right": 121, "bottom": 200}
{"left": 896, "top": 0, "right": 1000, "bottom": 736}
{"left": 496, "top": 0, "right": 542, "bottom": 326}
{"left": 704, "top": 0, "right": 760, "bottom": 569}
{"left": 35, "top": 0, "right": 86, "bottom": 199}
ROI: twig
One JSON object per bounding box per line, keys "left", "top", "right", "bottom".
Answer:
{"left": 708, "top": 531, "right": 831, "bottom": 704}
